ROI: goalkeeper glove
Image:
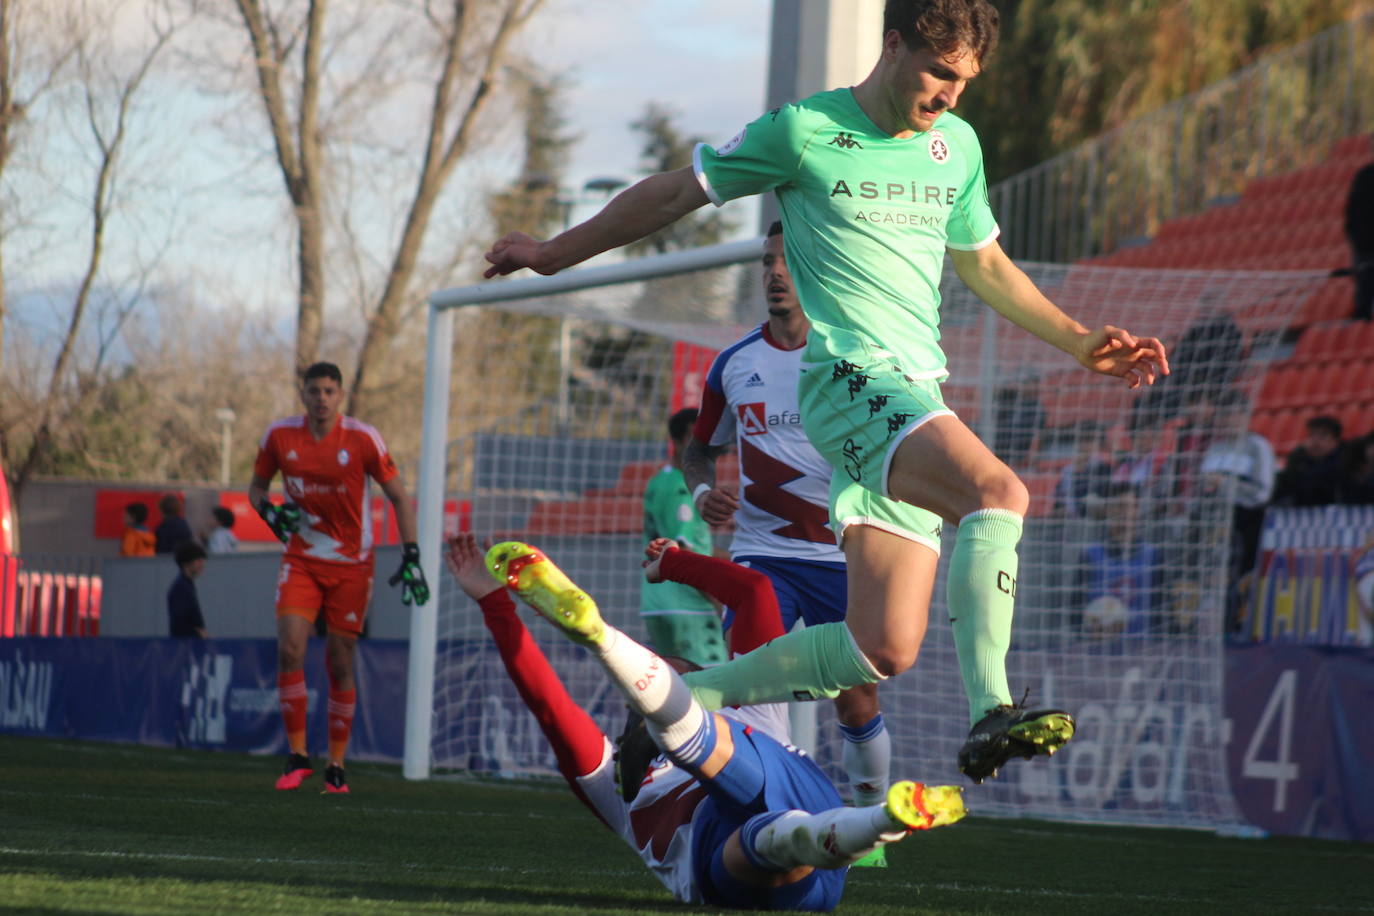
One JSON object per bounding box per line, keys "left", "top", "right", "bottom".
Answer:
{"left": 389, "top": 542, "right": 430, "bottom": 606}
{"left": 256, "top": 500, "right": 301, "bottom": 544}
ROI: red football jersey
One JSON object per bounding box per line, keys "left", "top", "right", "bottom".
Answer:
{"left": 253, "top": 415, "right": 399, "bottom": 564}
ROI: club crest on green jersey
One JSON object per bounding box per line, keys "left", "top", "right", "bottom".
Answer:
{"left": 716, "top": 128, "right": 746, "bottom": 156}
{"left": 928, "top": 130, "right": 950, "bottom": 164}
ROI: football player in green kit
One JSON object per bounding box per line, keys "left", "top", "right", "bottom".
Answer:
{"left": 483, "top": 0, "right": 1169, "bottom": 783}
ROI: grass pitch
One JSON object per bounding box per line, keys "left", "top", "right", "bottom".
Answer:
{"left": 1, "top": 736, "right": 1370, "bottom": 915}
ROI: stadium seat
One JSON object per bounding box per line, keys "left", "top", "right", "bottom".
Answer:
{"left": 1329, "top": 359, "right": 1374, "bottom": 402}
{"left": 524, "top": 495, "right": 642, "bottom": 536}
{"left": 1279, "top": 365, "right": 1322, "bottom": 409}
{"left": 1352, "top": 402, "right": 1374, "bottom": 440}
{"left": 1021, "top": 472, "right": 1058, "bottom": 518}
{"left": 1255, "top": 366, "right": 1291, "bottom": 411}
{"left": 1292, "top": 322, "right": 1341, "bottom": 360}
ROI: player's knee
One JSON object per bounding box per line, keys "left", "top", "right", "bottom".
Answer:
{"left": 859, "top": 641, "right": 918, "bottom": 678}
{"left": 277, "top": 645, "right": 305, "bottom": 671}
{"left": 978, "top": 471, "right": 1029, "bottom": 516}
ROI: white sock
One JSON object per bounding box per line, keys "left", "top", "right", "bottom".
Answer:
{"left": 593, "top": 626, "right": 704, "bottom": 752}
{"left": 746, "top": 805, "right": 907, "bottom": 871}
{"left": 839, "top": 715, "right": 891, "bottom": 808}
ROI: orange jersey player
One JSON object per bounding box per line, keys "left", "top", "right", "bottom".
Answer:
{"left": 248, "top": 361, "right": 429, "bottom": 794}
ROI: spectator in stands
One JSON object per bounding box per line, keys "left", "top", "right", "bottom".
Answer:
{"left": 991, "top": 376, "right": 1044, "bottom": 467}
{"left": 167, "top": 541, "right": 208, "bottom": 638}
{"left": 1198, "top": 389, "right": 1276, "bottom": 630}
{"left": 1075, "top": 483, "right": 1163, "bottom": 639}
{"left": 1273, "top": 415, "right": 1346, "bottom": 507}
{"left": 1053, "top": 420, "right": 1112, "bottom": 518}
{"left": 120, "top": 502, "right": 156, "bottom": 557}
{"left": 204, "top": 506, "right": 239, "bottom": 554}
{"left": 154, "top": 493, "right": 193, "bottom": 554}
{"left": 1128, "top": 309, "right": 1243, "bottom": 429}
{"left": 1346, "top": 160, "right": 1374, "bottom": 321}
{"left": 1342, "top": 432, "right": 1374, "bottom": 505}
{"left": 640, "top": 407, "right": 727, "bottom": 667}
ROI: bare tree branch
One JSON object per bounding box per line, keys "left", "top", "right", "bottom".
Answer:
{"left": 9, "top": 8, "right": 176, "bottom": 496}
{"left": 348, "top": 0, "right": 543, "bottom": 414}
{"left": 234, "top": 0, "right": 325, "bottom": 377}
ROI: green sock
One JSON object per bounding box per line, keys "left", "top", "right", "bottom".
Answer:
{"left": 947, "top": 508, "right": 1020, "bottom": 724}
{"left": 681, "top": 622, "right": 882, "bottom": 710}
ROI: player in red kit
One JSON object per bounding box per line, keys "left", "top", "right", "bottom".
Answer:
{"left": 249, "top": 362, "right": 429, "bottom": 793}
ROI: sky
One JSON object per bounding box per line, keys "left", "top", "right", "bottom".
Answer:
{"left": 524, "top": 0, "right": 771, "bottom": 229}
{"left": 6, "top": 0, "right": 774, "bottom": 338}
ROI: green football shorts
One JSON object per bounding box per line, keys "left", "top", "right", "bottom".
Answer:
{"left": 798, "top": 352, "right": 949, "bottom": 553}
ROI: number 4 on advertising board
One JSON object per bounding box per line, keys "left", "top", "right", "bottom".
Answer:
{"left": 1240, "top": 669, "right": 1300, "bottom": 813}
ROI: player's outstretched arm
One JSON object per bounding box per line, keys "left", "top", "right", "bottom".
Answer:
{"left": 483, "top": 166, "right": 709, "bottom": 278}
{"left": 950, "top": 242, "right": 1170, "bottom": 389}
{"left": 682, "top": 438, "right": 739, "bottom": 526}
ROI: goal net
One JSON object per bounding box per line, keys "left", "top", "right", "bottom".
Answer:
{"left": 415, "top": 243, "right": 1320, "bottom": 830}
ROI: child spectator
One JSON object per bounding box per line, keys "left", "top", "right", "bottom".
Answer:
{"left": 205, "top": 506, "right": 239, "bottom": 554}
{"left": 120, "top": 502, "right": 156, "bottom": 557}
{"left": 167, "top": 542, "right": 208, "bottom": 638}
{"left": 154, "top": 493, "right": 194, "bottom": 554}
{"left": 1076, "top": 484, "right": 1163, "bottom": 639}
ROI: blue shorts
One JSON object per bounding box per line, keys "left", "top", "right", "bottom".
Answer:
{"left": 730, "top": 556, "right": 848, "bottom": 632}
{"left": 691, "top": 718, "right": 846, "bottom": 911}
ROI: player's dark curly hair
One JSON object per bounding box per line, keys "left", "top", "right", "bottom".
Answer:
{"left": 884, "top": 0, "right": 1000, "bottom": 63}
{"left": 667, "top": 408, "right": 698, "bottom": 443}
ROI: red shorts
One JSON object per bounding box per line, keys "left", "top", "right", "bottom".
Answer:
{"left": 275, "top": 555, "right": 375, "bottom": 636}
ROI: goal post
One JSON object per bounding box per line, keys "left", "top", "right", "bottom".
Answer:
{"left": 411, "top": 241, "right": 1321, "bottom": 832}
{"left": 407, "top": 238, "right": 765, "bottom": 779}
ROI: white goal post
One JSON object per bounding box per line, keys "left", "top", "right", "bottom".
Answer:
{"left": 411, "top": 240, "right": 1321, "bottom": 832}
{"left": 408, "top": 239, "right": 764, "bottom": 779}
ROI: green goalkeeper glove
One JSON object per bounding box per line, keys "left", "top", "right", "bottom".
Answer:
{"left": 389, "top": 542, "right": 430, "bottom": 606}
{"left": 256, "top": 500, "right": 301, "bottom": 544}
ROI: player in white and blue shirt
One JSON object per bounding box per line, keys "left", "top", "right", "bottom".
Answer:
{"left": 684, "top": 224, "right": 892, "bottom": 821}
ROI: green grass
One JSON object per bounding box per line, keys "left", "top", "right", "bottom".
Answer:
{"left": 1, "top": 736, "right": 1370, "bottom": 915}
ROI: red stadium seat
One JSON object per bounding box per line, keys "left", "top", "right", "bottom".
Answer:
{"left": 1293, "top": 323, "right": 1340, "bottom": 360}
{"left": 524, "top": 496, "right": 642, "bottom": 536}
{"left": 1329, "top": 359, "right": 1374, "bottom": 403}
{"left": 1330, "top": 134, "right": 1373, "bottom": 160}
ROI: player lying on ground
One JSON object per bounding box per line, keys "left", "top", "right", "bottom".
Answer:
{"left": 447, "top": 532, "right": 964, "bottom": 911}
{"left": 484, "top": 0, "right": 1170, "bottom": 783}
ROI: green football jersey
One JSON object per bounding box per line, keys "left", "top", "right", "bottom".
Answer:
{"left": 695, "top": 88, "right": 998, "bottom": 377}
{"left": 640, "top": 465, "right": 715, "bottom": 614}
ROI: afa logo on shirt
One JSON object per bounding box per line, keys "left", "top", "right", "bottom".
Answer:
{"left": 738, "top": 402, "right": 802, "bottom": 436}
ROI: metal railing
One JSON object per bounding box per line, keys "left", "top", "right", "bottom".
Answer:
{"left": 2, "top": 555, "right": 104, "bottom": 637}
{"left": 991, "top": 14, "right": 1374, "bottom": 263}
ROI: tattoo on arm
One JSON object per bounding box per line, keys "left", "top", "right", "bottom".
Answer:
{"left": 681, "top": 438, "right": 727, "bottom": 492}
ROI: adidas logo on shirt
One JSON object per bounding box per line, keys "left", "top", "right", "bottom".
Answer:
{"left": 286, "top": 449, "right": 298, "bottom": 461}
{"left": 744, "top": 372, "right": 764, "bottom": 388}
